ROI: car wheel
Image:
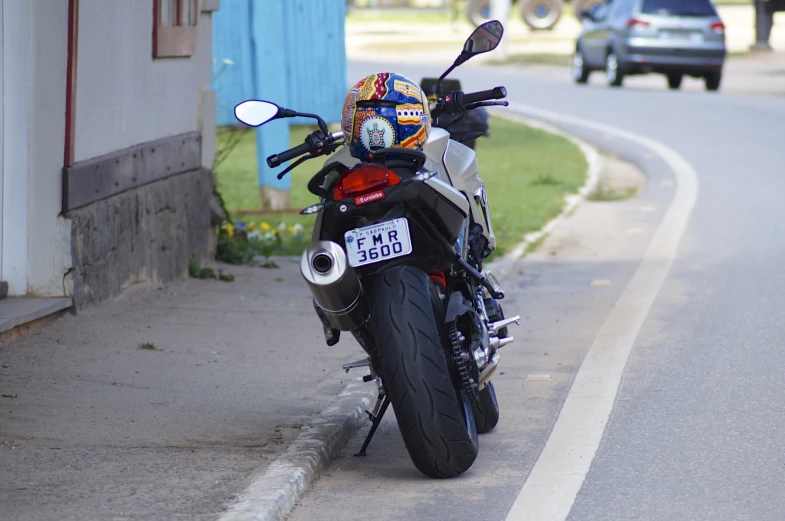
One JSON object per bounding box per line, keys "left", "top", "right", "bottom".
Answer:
{"left": 667, "top": 73, "right": 683, "bottom": 90}
{"left": 705, "top": 71, "right": 722, "bottom": 92}
{"left": 573, "top": 49, "right": 590, "bottom": 84}
{"left": 606, "top": 51, "right": 624, "bottom": 87}
{"left": 521, "top": 0, "right": 562, "bottom": 31}
{"left": 573, "top": 0, "right": 603, "bottom": 17}
{"left": 467, "top": 0, "right": 492, "bottom": 27}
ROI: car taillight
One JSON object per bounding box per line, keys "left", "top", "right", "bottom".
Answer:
{"left": 627, "top": 17, "right": 649, "bottom": 28}
{"left": 710, "top": 21, "right": 725, "bottom": 34}
{"left": 332, "top": 164, "right": 401, "bottom": 200}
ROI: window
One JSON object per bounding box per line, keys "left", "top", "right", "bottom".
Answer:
{"left": 153, "top": 0, "right": 198, "bottom": 58}
{"left": 640, "top": 0, "right": 717, "bottom": 16}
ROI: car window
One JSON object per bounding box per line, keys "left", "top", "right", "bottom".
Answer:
{"left": 609, "top": 0, "right": 632, "bottom": 18}
{"left": 640, "top": 0, "right": 716, "bottom": 16}
{"left": 593, "top": 0, "right": 614, "bottom": 19}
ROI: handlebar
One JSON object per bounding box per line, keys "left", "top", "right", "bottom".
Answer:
{"left": 268, "top": 142, "right": 312, "bottom": 168}
{"left": 433, "top": 86, "right": 507, "bottom": 117}
{"left": 267, "top": 130, "right": 344, "bottom": 168}
{"left": 462, "top": 87, "right": 507, "bottom": 105}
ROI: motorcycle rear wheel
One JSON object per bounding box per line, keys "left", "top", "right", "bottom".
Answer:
{"left": 473, "top": 381, "right": 500, "bottom": 433}
{"left": 372, "top": 265, "right": 479, "bottom": 478}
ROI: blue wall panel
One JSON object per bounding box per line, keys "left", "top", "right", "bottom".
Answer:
{"left": 212, "top": 0, "right": 254, "bottom": 126}
{"left": 213, "top": 0, "right": 347, "bottom": 197}
{"left": 283, "top": 0, "right": 347, "bottom": 125}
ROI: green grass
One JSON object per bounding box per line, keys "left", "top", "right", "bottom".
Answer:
{"left": 489, "top": 53, "right": 572, "bottom": 67}
{"left": 214, "top": 116, "right": 587, "bottom": 259}
{"left": 476, "top": 116, "right": 586, "bottom": 258}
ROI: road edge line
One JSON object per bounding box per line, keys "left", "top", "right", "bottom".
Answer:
{"left": 503, "top": 103, "right": 699, "bottom": 521}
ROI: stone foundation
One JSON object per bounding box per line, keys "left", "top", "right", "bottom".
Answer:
{"left": 67, "top": 169, "right": 216, "bottom": 309}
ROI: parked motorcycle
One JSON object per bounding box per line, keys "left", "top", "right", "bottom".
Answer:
{"left": 233, "top": 20, "right": 519, "bottom": 478}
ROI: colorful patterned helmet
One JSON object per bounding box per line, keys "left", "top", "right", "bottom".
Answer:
{"left": 341, "top": 72, "right": 431, "bottom": 161}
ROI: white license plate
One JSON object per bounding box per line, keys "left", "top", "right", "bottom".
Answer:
{"left": 662, "top": 30, "right": 703, "bottom": 42}
{"left": 345, "top": 218, "right": 413, "bottom": 267}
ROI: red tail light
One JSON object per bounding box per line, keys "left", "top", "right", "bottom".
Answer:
{"left": 710, "top": 22, "right": 725, "bottom": 34}
{"left": 627, "top": 17, "right": 649, "bottom": 28}
{"left": 333, "top": 164, "right": 401, "bottom": 201}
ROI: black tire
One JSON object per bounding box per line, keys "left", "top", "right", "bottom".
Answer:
{"left": 606, "top": 51, "right": 624, "bottom": 87}
{"left": 372, "top": 266, "right": 479, "bottom": 478}
{"left": 573, "top": 48, "right": 590, "bottom": 84}
{"left": 467, "top": 0, "right": 492, "bottom": 27}
{"left": 705, "top": 71, "right": 722, "bottom": 92}
{"left": 521, "top": 0, "right": 562, "bottom": 31}
{"left": 667, "top": 73, "right": 683, "bottom": 90}
{"left": 472, "top": 381, "right": 500, "bottom": 433}
{"left": 573, "top": 0, "right": 602, "bottom": 16}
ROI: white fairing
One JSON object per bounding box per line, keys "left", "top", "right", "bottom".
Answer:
{"left": 324, "top": 127, "right": 496, "bottom": 253}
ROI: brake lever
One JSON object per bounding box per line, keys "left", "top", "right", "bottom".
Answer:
{"left": 276, "top": 153, "right": 316, "bottom": 180}
{"left": 465, "top": 101, "right": 509, "bottom": 110}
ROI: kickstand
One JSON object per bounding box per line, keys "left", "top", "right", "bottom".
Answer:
{"left": 354, "top": 393, "right": 390, "bottom": 457}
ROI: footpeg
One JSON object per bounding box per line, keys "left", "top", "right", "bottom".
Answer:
{"left": 342, "top": 358, "right": 371, "bottom": 373}
{"left": 489, "top": 315, "right": 521, "bottom": 336}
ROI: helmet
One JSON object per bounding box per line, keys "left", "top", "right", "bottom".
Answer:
{"left": 341, "top": 72, "right": 431, "bottom": 161}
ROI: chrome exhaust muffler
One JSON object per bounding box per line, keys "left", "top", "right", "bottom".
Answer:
{"left": 300, "top": 241, "right": 370, "bottom": 331}
{"left": 478, "top": 351, "right": 500, "bottom": 390}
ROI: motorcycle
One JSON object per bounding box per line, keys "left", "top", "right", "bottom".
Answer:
{"left": 233, "top": 20, "right": 520, "bottom": 478}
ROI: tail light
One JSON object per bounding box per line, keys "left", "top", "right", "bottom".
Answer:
{"left": 710, "top": 22, "right": 725, "bottom": 34}
{"left": 627, "top": 17, "right": 650, "bottom": 28}
{"left": 333, "top": 164, "right": 401, "bottom": 201}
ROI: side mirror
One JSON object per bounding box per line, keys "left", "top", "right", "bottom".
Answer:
{"left": 234, "top": 100, "right": 281, "bottom": 127}
{"left": 460, "top": 20, "right": 504, "bottom": 60}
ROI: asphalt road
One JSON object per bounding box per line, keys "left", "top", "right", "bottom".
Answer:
{"left": 283, "top": 61, "right": 785, "bottom": 520}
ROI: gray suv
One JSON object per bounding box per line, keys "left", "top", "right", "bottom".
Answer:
{"left": 573, "top": 0, "right": 726, "bottom": 90}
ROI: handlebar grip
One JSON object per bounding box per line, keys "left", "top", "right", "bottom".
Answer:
{"left": 462, "top": 87, "right": 507, "bottom": 105}
{"left": 267, "top": 142, "right": 312, "bottom": 168}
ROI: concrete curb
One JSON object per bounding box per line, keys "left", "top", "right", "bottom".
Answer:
{"left": 217, "top": 380, "right": 376, "bottom": 521}
{"left": 217, "top": 113, "right": 600, "bottom": 521}
{"left": 485, "top": 109, "right": 602, "bottom": 284}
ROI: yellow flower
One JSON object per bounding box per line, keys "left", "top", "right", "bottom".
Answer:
{"left": 247, "top": 222, "right": 257, "bottom": 232}
{"left": 260, "top": 222, "right": 271, "bottom": 231}
{"left": 222, "top": 223, "right": 235, "bottom": 237}
{"left": 288, "top": 226, "right": 296, "bottom": 236}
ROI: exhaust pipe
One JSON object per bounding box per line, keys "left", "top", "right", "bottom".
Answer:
{"left": 300, "top": 241, "right": 370, "bottom": 331}
{"left": 478, "top": 351, "right": 499, "bottom": 390}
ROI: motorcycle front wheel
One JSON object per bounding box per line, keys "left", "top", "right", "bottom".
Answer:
{"left": 371, "top": 265, "right": 479, "bottom": 478}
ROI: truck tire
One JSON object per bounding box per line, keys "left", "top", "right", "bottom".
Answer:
{"left": 573, "top": 0, "right": 602, "bottom": 17}
{"left": 521, "top": 0, "right": 562, "bottom": 31}
{"left": 372, "top": 266, "right": 479, "bottom": 478}
{"left": 467, "top": 0, "right": 493, "bottom": 27}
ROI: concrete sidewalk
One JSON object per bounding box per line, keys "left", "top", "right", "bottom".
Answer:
{"left": 0, "top": 261, "right": 370, "bottom": 521}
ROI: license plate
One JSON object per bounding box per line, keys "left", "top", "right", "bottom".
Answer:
{"left": 345, "top": 218, "right": 413, "bottom": 267}
{"left": 661, "top": 30, "right": 702, "bottom": 42}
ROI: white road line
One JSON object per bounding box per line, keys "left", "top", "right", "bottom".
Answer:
{"left": 504, "top": 104, "right": 699, "bottom": 521}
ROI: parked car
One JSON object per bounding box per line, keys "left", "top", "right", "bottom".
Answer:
{"left": 573, "top": 0, "right": 727, "bottom": 91}
{"left": 468, "top": 0, "right": 603, "bottom": 31}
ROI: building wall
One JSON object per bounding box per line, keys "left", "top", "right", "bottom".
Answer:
{"left": 74, "top": 0, "right": 214, "bottom": 164}
{"left": 64, "top": 0, "right": 219, "bottom": 308}
{"left": 27, "top": 0, "right": 72, "bottom": 296}
{"left": 1, "top": 0, "right": 31, "bottom": 295}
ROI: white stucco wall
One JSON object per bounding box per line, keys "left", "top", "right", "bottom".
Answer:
{"left": 2, "top": 0, "right": 31, "bottom": 295}
{"left": 26, "top": 0, "right": 72, "bottom": 296}
{"left": 74, "top": 0, "right": 215, "bottom": 163}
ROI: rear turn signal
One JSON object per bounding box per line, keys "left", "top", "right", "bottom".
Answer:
{"left": 627, "top": 17, "right": 650, "bottom": 28}
{"left": 333, "top": 164, "right": 401, "bottom": 201}
{"left": 710, "top": 22, "right": 725, "bottom": 34}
